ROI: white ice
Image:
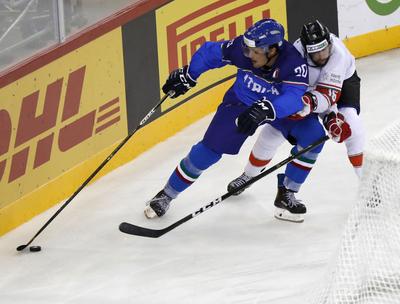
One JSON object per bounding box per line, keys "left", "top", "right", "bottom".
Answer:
{"left": 1, "top": 48, "right": 399, "bottom": 304}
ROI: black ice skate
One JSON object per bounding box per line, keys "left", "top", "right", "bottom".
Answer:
{"left": 227, "top": 173, "right": 252, "bottom": 195}
{"left": 274, "top": 174, "right": 306, "bottom": 223}
{"left": 144, "top": 190, "right": 173, "bottom": 219}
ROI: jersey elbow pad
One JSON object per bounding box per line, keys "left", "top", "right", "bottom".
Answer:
{"left": 316, "top": 85, "right": 342, "bottom": 107}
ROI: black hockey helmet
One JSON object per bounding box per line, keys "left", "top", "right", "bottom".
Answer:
{"left": 300, "top": 20, "right": 331, "bottom": 53}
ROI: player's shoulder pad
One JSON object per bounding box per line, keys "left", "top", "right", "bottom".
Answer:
{"left": 292, "top": 38, "right": 305, "bottom": 57}
{"left": 330, "top": 35, "right": 349, "bottom": 55}
{"left": 283, "top": 41, "right": 307, "bottom": 62}
{"left": 278, "top": 41, "right": 308, "bottom": 77}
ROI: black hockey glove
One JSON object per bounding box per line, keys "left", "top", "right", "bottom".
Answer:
{"left": 236, "top": 99, "right": 276, "bottom": 136}
{"left": 162, "top": 65, "right": 197, "bottom": 98}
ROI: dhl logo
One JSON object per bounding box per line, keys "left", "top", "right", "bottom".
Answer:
{"left": 166, "top": 0, "right": 270, "bottom": 71}
{"left": 0, "top": 66, "right": 121, "bottom": 184}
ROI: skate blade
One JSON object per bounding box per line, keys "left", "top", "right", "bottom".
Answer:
{"left": 144, "top": 206, "right": 158, "bottom": 219}
{"left": 274, "top": 207, "right": 304, "bottom": 223}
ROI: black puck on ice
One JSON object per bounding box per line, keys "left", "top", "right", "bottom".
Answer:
{"left": 29, "top": 246, "right": 42, "bottom": 252}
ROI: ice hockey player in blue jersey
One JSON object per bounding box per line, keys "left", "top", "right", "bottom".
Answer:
{"left": 143, "top": 19, "right": 326, "bottom": 221}
{"left": 228, "top": 20, "right": 361, "bottom": 223}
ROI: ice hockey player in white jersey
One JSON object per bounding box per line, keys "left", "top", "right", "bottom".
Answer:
{"left": 294, "top": 20, "right": 364, "bottom": 177}
{"left": 227, "top": 20, "right": 365, "bottom": 222}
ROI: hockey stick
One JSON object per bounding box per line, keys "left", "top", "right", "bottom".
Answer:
{"left": 16, "top": 94, "right": 170, "bottom": 252}
{"left": 119, "top": 134, "right": 330, "bottom": 238}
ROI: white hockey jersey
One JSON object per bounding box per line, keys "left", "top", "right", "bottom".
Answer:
{"left": 293, "top": 34, "right": 356, "bottom": 113}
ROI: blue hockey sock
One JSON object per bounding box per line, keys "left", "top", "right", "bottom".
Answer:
{"left": 164, "top": 142, "right": 222, "bottom": 198}
{"left": 284, "top": 145, "right": 320, "bottom": 192}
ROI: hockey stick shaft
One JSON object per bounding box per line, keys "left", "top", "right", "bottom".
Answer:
{"left": 17, "top": 94, "right": 169, "bottom": 251}
{"left": 119, "top": 135, "right": 330, "bottom": 238}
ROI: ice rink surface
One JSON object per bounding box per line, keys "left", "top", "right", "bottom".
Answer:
{"left": 1, "top": 48, "right": 399, "bottom": 304}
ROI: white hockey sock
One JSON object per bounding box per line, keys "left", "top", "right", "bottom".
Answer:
{"left": 244, "top": 151, "right": 271, "bottom": 177}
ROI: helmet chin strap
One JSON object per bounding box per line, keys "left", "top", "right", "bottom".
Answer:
{"left": 312, "top": 58, "right": 328, "bottom": 67}
{"left": 308, "top": 52, "right": 330, "bottom": 68}
{"left": 264, "top": 50, "right": 278, "bottom": 68}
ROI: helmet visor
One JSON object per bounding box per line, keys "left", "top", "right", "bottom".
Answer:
{"left": 242, "top": 35, "right": 270, "bottom": 57}
{"left": 242, "top": 45, "right": 269, "bottom": 58}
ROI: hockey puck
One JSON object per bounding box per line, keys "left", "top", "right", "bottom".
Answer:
{"left": 29, "top": 246, "right": 41, "bottom": 252}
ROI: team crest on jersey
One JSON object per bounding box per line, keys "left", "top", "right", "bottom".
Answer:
{"left": 243, "top": 73, "right": 280, "bottom": 96}
{"left": 321, "top": 71, "right": 341, "bottom": 85}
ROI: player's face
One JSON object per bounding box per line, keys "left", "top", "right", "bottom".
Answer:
{"left": 309, "top": 45, "right": 331, "bottom": 66}
{"left": 243, "top": 46, "right": 268, "bottom": 68}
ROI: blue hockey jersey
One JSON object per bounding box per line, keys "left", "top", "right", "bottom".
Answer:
{"left": 188, "top": 36, "right": 309, "bottom": 118}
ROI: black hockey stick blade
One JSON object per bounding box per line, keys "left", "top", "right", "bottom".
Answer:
{"left": 119, "top": 135, "right": 329, "bottom": 238}
{"left": 119, "top": 222, "right": 164, "bottom": 238}
{"left": 16, "top": 244, "right": 28, "bottom": 251}
{"left": 119, "top": 197, "right": 223, "bottom": 237}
